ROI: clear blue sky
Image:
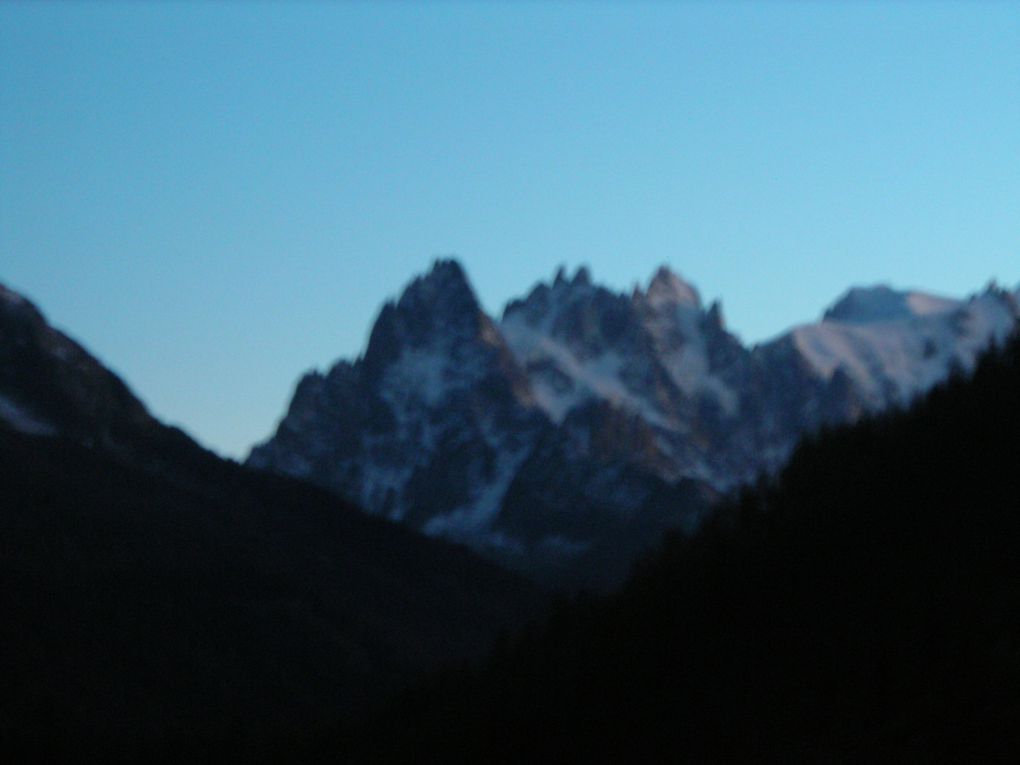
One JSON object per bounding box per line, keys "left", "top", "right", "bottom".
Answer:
{"left": 2, "top": 2, "right": 1018, "bottom": 458}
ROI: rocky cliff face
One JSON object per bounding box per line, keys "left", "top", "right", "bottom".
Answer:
{"left": 248, "top": 262, "right": 1019, "bottom": 587}
{"left": 249, "top": 261, "right": 547, "bottom": 542}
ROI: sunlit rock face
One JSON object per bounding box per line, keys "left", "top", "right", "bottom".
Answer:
{"left": 248, "top": 262, "right": 1019, "bottom": 587}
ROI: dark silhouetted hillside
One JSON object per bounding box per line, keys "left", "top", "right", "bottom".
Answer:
{"left": 0, "top": 428, "right": 545, "bottom": 762}
{"left": 0, "top": 284, "right": 545, "bottom": 762}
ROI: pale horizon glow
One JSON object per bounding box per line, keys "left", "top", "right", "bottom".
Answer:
{"left": 2, "top": 2, "right": 1018, "bottom": 457}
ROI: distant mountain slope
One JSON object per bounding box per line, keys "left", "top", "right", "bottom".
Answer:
{"left": 249, "top": 261, "right": 1018, "bottom": 588}
{"left": 786, "top": 284, "right": 1017, "bottom": 404}
{"left": 0, "top": 283, "right": 544, "bottom": 761}
{"left": 334, "top": 330, "right": 1020, "bottom": 763}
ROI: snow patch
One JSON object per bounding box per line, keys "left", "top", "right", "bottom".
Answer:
{"left": 502, "top": 312, "right": 669, "bottom": 426}
{"left": 358, "top": 461, "right": 414, "bottom": 521}
{"left": 381, "top": 347, "right": 449, "bottom": 409}
{"left": 905, "top": 292, "right": 960, "bottom": 318}
{"left": 422, "top": 445, "right": 528, "bottom": 536}
{"left": 0, "top": 395, "right": 56, "bottom": 437}
{"left": 643, "top": 300, "right": 739, "bottom": 416}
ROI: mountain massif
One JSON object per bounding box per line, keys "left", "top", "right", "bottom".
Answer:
{"left": 249, "top": 261, "right": 1019, "bottom": 588}
{"left": 3, "top": 267, "right": 1018, "bottom": 760}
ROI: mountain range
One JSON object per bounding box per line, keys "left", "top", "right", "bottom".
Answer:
{"left": 2, "top": 265, "right": 1018, "bottom": 758}
{"left": 248, "top": 261, "right": 1020, "bottom": 588}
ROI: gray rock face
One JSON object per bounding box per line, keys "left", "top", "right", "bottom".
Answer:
{"left": 250, "top": 260, "right": 547, "bottom": 542}
{"left": 248, "top": 263, "right": 1019, "bottom": 587}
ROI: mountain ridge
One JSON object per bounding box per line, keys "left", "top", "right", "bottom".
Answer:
{"left": 249, "top": 260, "right": 1019, "bottom": 588}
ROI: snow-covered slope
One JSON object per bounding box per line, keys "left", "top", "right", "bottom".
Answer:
{"left": 783, "top": 284, "right": 1018, "bottom": 406}
{"left": 0, "top": 393, "right": 56, "bottom": 436}
{"left": 248, "top": 263, "right": 1019, "bottom": 588}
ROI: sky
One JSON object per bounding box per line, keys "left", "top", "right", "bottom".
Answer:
{"left": 1, "top": 2, "right": 1018, "bottom": 458}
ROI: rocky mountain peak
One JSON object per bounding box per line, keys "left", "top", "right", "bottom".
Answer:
{"left": 395, "top": 258, "right": 480, "bottom": 325}
{"left": 550, "top": 264, "right": 593, "bottom": 290}
{"left": 572, "top": 266, "right": 593, "bottom": 288}
{"left": 503, "top": 265, "right": 603, "bottom": 328}
{"left": 704, "top": 300, "right": 726, "bottom": 331}
{"left": 822, "top": 285, "right": 958, "bottom": 324}
{"left": 361, "top": 258, "right": 497, "bottom": 380}
{"left": 642, "top": 266, "right": 702, "bottom": 312}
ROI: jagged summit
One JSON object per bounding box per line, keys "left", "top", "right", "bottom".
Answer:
{"left": 249, "top": 257, "right": 540, "bottom": 537}
{"left": 388, "top": 258, "right": 483, "bottom": 339}
{"left": 704, "top": 300, "right": 726, "bottom": 330}
{"left": 551, "top": 265, "right": 593, "bottom": 289}
{"left": 361, "top": 258, "right": 503, "bottom": 382}
{"left": 642, "top": 266, "right": 702, "bottom": 311}
{"left": 398, "top": 259, "right": 476, "bottom": 311}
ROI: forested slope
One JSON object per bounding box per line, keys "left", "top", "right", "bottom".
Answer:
{"left": 0, "top": 428, "right": 544, "bottom": 762}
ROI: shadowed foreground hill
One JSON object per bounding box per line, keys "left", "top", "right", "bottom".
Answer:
{"left": 334, "top": 332, "right": 1020, "bottom": 763}
{"left": 0, "top": 428, "right": 545, "bottom": 762}
{"left": 0, "top": 282, "right": 544, "bottom": 760}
